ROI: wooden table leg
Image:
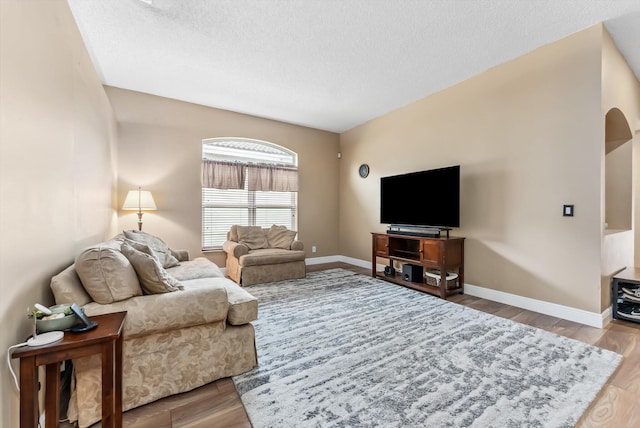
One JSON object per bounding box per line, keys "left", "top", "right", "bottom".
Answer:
{"left": 115, "top": 333, "right": 123, "bottom": 427}
{"left": 371, "top": 235, "right": 377, "bottom": 278}
{"left": 45, "top": 363, "right": 60, "bottom": 428}
{"left": 19, "top": 356, "right": 39, "bottom": 428}
{"left": 101, "top": 341, "right": 115, "bottom": 428}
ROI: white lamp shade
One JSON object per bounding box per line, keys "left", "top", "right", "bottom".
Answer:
{"left": 122, "top": 189, "right": 157, "bottom": 211}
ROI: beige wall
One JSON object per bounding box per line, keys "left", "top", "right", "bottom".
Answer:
{"left": 0, "top": 1, "right": 117, "bottom": 426}
{"left": 604, "top": 107, "right": 633, "bottom": 233}
{"left": 601, "top": 26, "right": 640, "bottom": 258}
{"left": 106, "top": 87, "right": 340, "bottom": 267}
{"left": 605, "top": 139, "right": 632, "bottom": 230}
{"left": 340, "top": 25, "right": 605, "bottom": 313}
{"left": 601, "top": 27, "right": 640, "bottom": 310}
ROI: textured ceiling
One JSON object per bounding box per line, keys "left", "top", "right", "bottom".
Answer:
{"left": 67, "top": 0, "right": 640, "bottom": 133}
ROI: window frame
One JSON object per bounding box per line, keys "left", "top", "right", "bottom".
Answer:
{"left": 201, "top": 138, "right": 298, "bottom": 250}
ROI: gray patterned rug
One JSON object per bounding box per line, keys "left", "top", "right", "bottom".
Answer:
{"left": 233, "top": 269, "right": 621, "bottom": 427}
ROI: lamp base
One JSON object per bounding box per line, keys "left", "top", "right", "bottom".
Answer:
{"left": 137, "top": 212, "right": 144, "bottom": 231}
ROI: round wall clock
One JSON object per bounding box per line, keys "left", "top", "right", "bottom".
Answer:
{"left": 358, "top": 164, "right": 370, "bottom": 178}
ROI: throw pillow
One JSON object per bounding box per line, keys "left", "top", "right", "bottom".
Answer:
{"left": 123, "top": 230, "right": 180, "bottom": 268}
{"left": 267, "top": 225, "right": 297, "bottom": 249}
{"left": 75, "top": 242, "right": 143, "bottom": 304}
{"left": 228, "top": 225, "right": 239, "bottom": 242}
{"left": 50, "top": 264, "right": 92, "bottom": 307}
{"left": 123, "top": 238, "right": 160, "bottom": 259}
{"left": 120, "top": 241, "right": 183, "bottom": 295}
{"left": 236, "top": 226, "right": 268, "bottom": 250}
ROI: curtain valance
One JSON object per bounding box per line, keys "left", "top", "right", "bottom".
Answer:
{"left": 201, "top": 160, "right": 298, "bottom": 192}
{"left": 201, "top": 160, "right": 245, "bottom": 190}
{"left": 247, "top": 163, "right": 298, "bottom": 192}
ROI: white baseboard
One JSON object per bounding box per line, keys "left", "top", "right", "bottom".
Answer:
{"left": 305, "top": 255, "right": 372, "bottom": 270}
{"left": 463, "top": 283, "right": 608, "bottom": 329}
{"left": 305, "top": 255, "right": 343, "bottom": 265}
{"left": 230, "top": 254, "right": 608, "bottom": 328}
{"left": 332, "top": 255, "right": 370, "bottom": 269}
{"left": 328, "top": 256, "right": 609, "bottom": 329}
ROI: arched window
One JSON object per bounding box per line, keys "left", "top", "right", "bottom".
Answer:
{"left": 201, "top": 138, "right": 298, "bottom": 249}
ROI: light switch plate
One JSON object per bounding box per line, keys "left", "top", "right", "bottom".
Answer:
{"left": 563, "top": 205, "right": 574, "bottom": 217}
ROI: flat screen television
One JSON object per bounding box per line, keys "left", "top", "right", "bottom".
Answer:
{"left": 380, "top": 165, "right": 460, "bottom": 228}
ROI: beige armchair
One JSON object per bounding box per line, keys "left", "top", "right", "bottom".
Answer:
{"left": 224, "top": 224, "right": 306, "bottom": 286}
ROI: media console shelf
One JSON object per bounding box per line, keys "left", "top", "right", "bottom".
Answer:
{"left": 611, "top": 267, "right": 640, "bottom": 324}
{"left": 371, "top": 232, "right": 465, "bottom": 299}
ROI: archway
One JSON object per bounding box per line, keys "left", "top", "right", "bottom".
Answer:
{"left": 604, "top": 108, "right": 633, "bottom": 231}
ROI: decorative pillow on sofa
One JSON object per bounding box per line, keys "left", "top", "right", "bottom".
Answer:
{"left": 120, "top": 241, "right": 183, "bottom": 295}
{"left": 123, "top": 238, "right": 160, "bottom": 259}
{"left": 75, "top": 242, "right": 143, "bottom": 304}
{"left": 50, "top": 264, "right": 92, "bottom": 306}
{"left": 228, "top": 225, "right": 240, "bottom": 243}
{"left": 123, "top": 230, "right": 180, "bottom": 268}
{"left": 236, "top": 225, "right": 268, "bottom": 250}
{"left": 267, "top": 225, "right": 297, "bottom": 249}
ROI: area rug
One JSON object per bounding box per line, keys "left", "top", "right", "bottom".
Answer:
{"left": 233, "top": 269, "right": 621, "bottom": 428}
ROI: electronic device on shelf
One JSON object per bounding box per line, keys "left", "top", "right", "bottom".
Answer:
{"left": 402, "top": 264, "right": 423, "bottom": 282}
{"left": 27, "top": 331, "right": 64, "bottom": 347}
{"left": 69, "top": 303, "right": 98, "bottom": 332}
{"left": 380, "top": 165, "right": 460, "bottom": 237}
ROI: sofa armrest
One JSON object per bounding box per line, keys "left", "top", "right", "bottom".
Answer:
{"left": 170, "top": 248, "right": 190, "bottom": 262}
{"left": 82, "top": 284, "right": 228, "bottom": 338}
{"left": 223, "top": 240, "right": 249, "bottom": 258}
{"left": 291, "top": 240, "right": 304, "bottom": 251}
{"left": 223, "top": 281, "right": 258, "bottom": 325}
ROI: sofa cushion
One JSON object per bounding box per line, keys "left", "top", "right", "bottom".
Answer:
{"left": 82, "top": 282, "right": 230, "bottom": 338}
{"left": 50, "top": 264, "right": 92, "bottom": 306}
{"left": 267, "top": 225, "right": 297, "bottom": 249}
{"left": 166, "top": 257, "right": 225, "bottom": 281}
{"left": 222, "top": 280, "right": 259, "bottom": 325}
{"left": 236, "top": 226, "right": 268, "bottom": 250}
{"left": 75, "top": 242, "right": 143, "bottom": 304}
{"left": 171, "top": 277, "right": 258, "bottom": 325}
{"left": 239, "top": 248, "right": 306, "bottom": 267}
{"left": 123, "top": 230, "right": 180, "bottom": 268}
{"left": 121, "top": 241, "right": 183, "bottom": 295}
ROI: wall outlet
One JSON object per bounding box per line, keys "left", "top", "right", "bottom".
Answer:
{"left": 312, "top": 246, "right": 317, "bottom": 253}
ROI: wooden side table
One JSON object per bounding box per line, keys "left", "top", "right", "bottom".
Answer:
{"left": 12, "top": 311, "right": 127, "bottom": 428}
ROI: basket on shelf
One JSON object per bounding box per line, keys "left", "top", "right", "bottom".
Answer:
{"left": 424, "top": 270, "right": 459, "bottom": 289}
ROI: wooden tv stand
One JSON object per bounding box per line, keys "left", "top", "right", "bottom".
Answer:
{"left": 371, "top": 232, "right": 465, "bottom": 299}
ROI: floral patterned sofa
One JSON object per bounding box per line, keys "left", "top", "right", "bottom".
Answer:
{"left": 50, "top": 230, "right": 258, "bottom": 428}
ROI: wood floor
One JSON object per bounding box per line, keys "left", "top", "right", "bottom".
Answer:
{"left": 72, "top": 262, "right": 640, "bottom": 427}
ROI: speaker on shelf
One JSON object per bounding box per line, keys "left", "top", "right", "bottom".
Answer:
{"left": 384, "top": 265, "right": 396, "bottom": 276}
{"left": 402, "top": 264, "right": 423, "bottom": 282}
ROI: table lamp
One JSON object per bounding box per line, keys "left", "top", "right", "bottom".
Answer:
{"left": 122, "top": 187, "right": 157, "bottom": 231}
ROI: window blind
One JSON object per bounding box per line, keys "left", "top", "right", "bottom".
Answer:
{"left": 202, "top": 185, "right": 297, "bottom": 249}
{"left": 201, "top": 138, "right": 298, "bottom": 250}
